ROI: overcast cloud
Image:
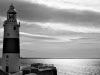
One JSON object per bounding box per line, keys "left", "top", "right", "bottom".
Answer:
{"left": 0, "top": 0, "right": 100, "bottom": 58}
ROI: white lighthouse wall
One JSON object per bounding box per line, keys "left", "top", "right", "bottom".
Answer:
{"left": 4, "top": 23, "right": 19, "bottom": 38}
{"left": 2, "top": 53, "right": 20, "bottom": 73}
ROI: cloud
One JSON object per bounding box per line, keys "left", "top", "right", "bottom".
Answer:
{"left": 0, "top": 28, "right": 3, "bottom": 37}
{"left": 0, "top": 17, "right": 83, "bottom": 43}
{"left": 0, "top": 45, "right": 3, "bottom": 48}
{"left": 19, "top": 20, "right": 100, "bottom": 33}
{"left": 16, "top": 2, "right": 100, "bottom": 26}
{"left": 22, "top": 0, "right": 100, "bottom": 12}
{"left": 0, "top": 28, "right": 3, "bottom": 32}
{"left": 20, "top": 32, "right": 82, "bottom": 42}
{"left": 1, "top": 1, "right": 100, "bottom": 27}
{"left": 20, "top": 32, "right": 58, "bottom": 40}
{"left": 15, "top": 2, "right": 100, "bottom": 28}
{"left": 0, "top": 0, "right": 100, "bottom": 58}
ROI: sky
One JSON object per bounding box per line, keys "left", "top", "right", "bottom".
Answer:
{"left": 0, "top": 0, "right": 100, "bottom": 58}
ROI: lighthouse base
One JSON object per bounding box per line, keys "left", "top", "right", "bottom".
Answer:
{"left": 2, "top": 53, "right": 20, "bottom": 73}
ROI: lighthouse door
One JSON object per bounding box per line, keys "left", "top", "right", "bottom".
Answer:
{"left": 6, "top": 66, "right": 9, "bottom": 72}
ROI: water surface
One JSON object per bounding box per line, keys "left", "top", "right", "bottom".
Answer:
{"left": 21, "top": 59, "right": 100, "bottom": 75}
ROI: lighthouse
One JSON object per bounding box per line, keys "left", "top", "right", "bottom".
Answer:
{"left": 2, "top": 4, "right": 20, "bottom": 73}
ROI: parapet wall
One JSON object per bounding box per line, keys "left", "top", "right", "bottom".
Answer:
{"left": 22, "top": 63, "right": 57, "bottom": 75}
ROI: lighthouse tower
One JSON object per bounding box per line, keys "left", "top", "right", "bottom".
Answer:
{"left": 2, "top": 4, "right": 20, "bottom": 73}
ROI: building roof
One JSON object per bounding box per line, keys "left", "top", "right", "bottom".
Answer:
{"left": 23, "top": 63, "right": 56, "bottom": 71}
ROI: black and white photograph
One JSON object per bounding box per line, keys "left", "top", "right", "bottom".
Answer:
{"left": 0, "top": 0, "right": 100, "bottom": 75}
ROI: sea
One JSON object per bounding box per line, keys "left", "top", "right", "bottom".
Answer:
{"left": 20, "top": 59, "right": 100, "bottom": 75}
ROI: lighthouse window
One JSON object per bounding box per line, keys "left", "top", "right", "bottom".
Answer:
{"left": 7, "top": 33, "right": 10, "bottom": 36}
{"left": 13, "top": 26, "right": 16, "bottom": 30}
{"left": 6, "top": 55, "right": 9, "bottom": 58}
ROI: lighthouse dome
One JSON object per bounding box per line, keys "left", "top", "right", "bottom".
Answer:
{"left": 7, "top": 4, "right": 17, "bottom": 14}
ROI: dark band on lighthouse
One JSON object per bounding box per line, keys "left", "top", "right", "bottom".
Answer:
{"left": 3, "top": 38, "right": 20, "bottom": 53}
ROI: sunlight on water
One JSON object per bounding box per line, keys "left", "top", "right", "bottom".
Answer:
{"left": 21, "top": 59, "right": 100, "bottom": 75}
{"left": 45, "top": 59, "right": 100, "bottom": 75}
{"left": 44, "top": 59, "right": 88, "bottom": 65}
